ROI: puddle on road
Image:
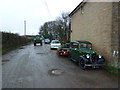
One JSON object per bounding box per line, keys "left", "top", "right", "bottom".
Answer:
{"left": 2, "top": 59, "right": 10, "bottom": 62}
{"left": 49, "top": 69, "right": 64, "bottom": 76}
{"left": 36, "top": 52, "right": 48, "bottom": 54}
{"left": 19, "top": 47, "right": 24, "bottom": 49}
{"left": 36, "top": 51, "right": 54, "bottom": 55}
{"left": 2, "top": 59, "right": 10, "bottom": 65}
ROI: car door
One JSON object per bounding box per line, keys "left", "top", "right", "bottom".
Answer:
{"left": 70, "top": 43, "right": 80, "bottom": 61}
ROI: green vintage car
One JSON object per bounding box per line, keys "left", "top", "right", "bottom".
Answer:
{"left": 33, "top": 35, "right": 43, "bottom": 46}
{"left": 57, "top": 43, "right": 70, "bottom": 56}
{"left": 69, "top": 41, "right": 105, "bottom": 69}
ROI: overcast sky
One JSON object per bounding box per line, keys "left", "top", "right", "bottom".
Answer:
{"left": 0, "top": 0, "right": 82, "bottom": 35}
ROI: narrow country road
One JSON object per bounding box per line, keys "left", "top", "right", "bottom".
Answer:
{"left": 2, "top": 44, "right": 118, "bottom": 88}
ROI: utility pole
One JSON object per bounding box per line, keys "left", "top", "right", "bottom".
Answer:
{"left": 24, "top": 20, "right": 26, "bottom": 36}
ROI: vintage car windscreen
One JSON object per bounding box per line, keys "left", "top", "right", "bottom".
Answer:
{"left": 63, "top": 44, "right": 70, "bottom": 48}
{"left": 71, "top": 43, "right": 79, "bottom": 49}
{"left": 79, "top": 44, "right": 92, "bottom": 49}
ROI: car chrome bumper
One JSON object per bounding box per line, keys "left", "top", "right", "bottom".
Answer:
{"left": 59, "top": 51, "right": 69, "bottom": 55}
{"left": 85, "top": 64, "right": 102, "bottom": 67}
{"left": 51, "top": 46, "right": 60, "bottom": 49}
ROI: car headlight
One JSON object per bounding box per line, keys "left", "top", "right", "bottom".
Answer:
{"left": 86, "top": 54, "right": 90, "bottom": 58}
{"left": 99, "top": 55, "right": 102, "bottom": 58}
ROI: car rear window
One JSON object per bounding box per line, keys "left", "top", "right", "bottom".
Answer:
{"left": 80, "top": 44, "right": 92, "bottom": 49}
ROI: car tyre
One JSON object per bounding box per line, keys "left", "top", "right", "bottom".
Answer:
{"left": 57, "top": 52, "right": 62, "bottom": 56}
{"left": 79, "top": 58, "right": 86, "bottom": 70}
{"left": 58, "top": 52, "right": 61, "bottom": 56}
{"left": 34, "top": 43, "right": 36, "bottom": 46}
{"left": 68, "top": 54, "right": 72, "bottom": 61}
{"left": 40, "top": 42, "right": 42, "bottom": 46}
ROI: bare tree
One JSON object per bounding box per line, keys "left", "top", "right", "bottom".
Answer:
{"left": 39, "top": 12, "right": 70, "bottom": 42}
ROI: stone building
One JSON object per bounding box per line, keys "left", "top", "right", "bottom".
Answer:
{"left": 69, "top": 1, "right": 119, "bottom": 68}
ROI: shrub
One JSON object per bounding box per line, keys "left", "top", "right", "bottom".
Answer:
{"left": 1, "top": 32, "right": 31, "bottom": 54}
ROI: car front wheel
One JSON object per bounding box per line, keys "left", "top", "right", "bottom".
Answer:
{"left": 78, "top": 58, "right": 86, "bottom": 70}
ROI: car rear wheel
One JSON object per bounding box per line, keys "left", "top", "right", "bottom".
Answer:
{"left": 40, "top": 42, "right": 42, "bottom": 46}
{"left": 56, "top": 51, "right": 60, "bottom": 56}
{"left": 58, "top": 52, "right": 62, "bottom": 56}
{"left": 79, "top": 58, "right": 86, "bottom": 70}
{"left": 68, "top": 54, "right": 72, "bottom": 61}
{"left": 34, "top": 43, "right": 36, "bottom": 46}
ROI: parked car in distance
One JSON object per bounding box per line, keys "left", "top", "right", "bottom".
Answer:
{"left": 57, "top": 43, "right": 70, "bottom": 56}
{"left": 69, "top": 41, "right": 105, "bottom": 69}
{"left": 33, "top": 35, "right": 43, "bottom": 46}
{"left": 44, "top": 39, "right": 50, "bottom": 44}
{"left": 50, "top": 40, "right": 61, "bottom": 50}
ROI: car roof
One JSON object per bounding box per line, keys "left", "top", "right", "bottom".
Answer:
{"left": 71, "top": 41, "right": 92, "bottom": 44}
{"left": 51, "top": 40, "right": 59, "bottom": 41}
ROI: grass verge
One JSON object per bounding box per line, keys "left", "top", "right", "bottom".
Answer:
{"left": 103, "top": 64, "right": 120, "bottom": 78}
{"left": 2, "top": 42, "right": 32, "bottom": 55}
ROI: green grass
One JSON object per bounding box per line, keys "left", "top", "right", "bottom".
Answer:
{"left": 103, "top": 65, "right": 120, "bottom": 78}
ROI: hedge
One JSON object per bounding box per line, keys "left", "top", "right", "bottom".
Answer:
{"left": 1, "top": 32, "right": 31, "bottom": 54}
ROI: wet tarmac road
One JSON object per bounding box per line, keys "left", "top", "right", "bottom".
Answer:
{"left": 2, "top": 44, "right": 118, "bottom": 88}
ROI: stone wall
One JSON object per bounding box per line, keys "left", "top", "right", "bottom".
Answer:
{"left": 118, "top": 2, "right": 120, "bottom": 68}
{"left": 111, "top": 2, "right": 120, "bottom": 68}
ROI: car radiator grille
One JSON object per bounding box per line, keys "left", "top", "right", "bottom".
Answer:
{"left": 91, "top": 53, "right": 97, "bottom": 63}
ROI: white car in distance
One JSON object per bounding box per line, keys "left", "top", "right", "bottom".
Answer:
{"left": 50, "top": 40, "right": 61, "bottom": 50}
